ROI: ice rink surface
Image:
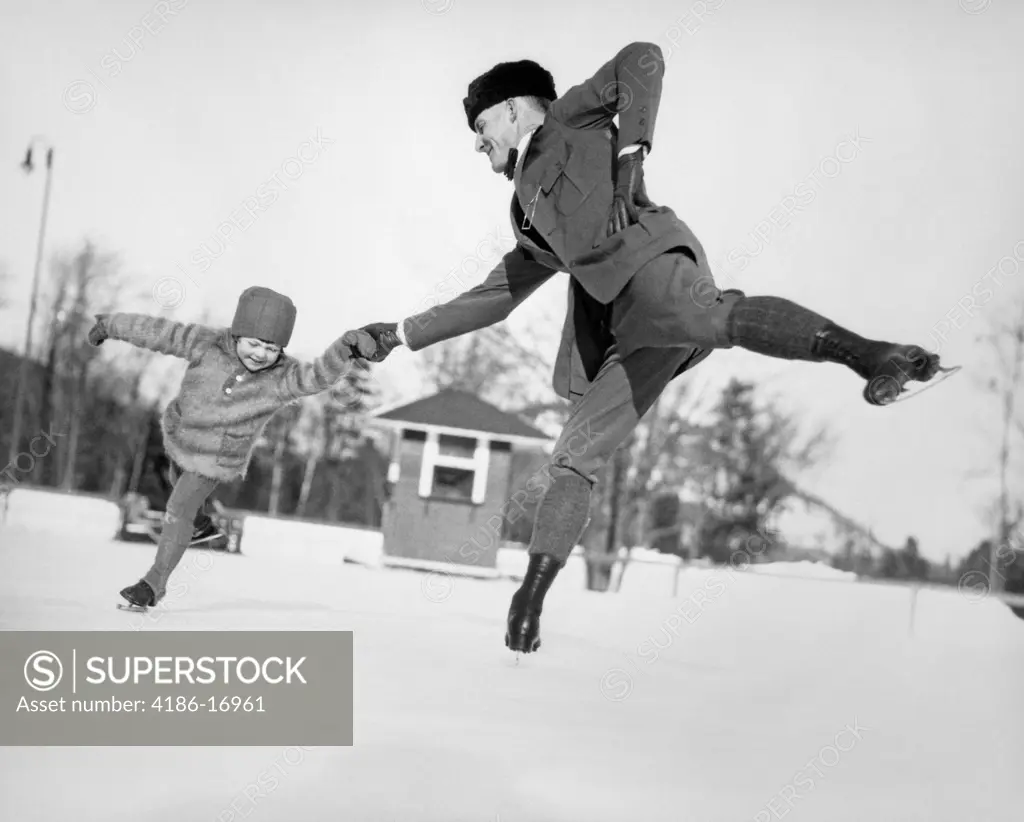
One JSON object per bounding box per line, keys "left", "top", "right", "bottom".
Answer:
{"left": 2, "top": 522, "right": 1023, "bottom": 822}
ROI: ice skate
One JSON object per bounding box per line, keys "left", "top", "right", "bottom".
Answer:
{"left": 505, "top": 587, "right": 544, "bottom": 654}
{"left": 189, "top": 520, "right": 223, "bottom": 546}
{"left": 859, "top": 343, "right": 959, "bottom": 406}
{"left": 812, "top": 325, "right": 958, "bottom": 406}
{"left": 118, "top": 579, "right": 157, "bottom": 612}
{"left": 505, "top": 553, "right": 563, "bottom": 654}
{"left": 145, "top": 518, "right": 222, "bottom": 547}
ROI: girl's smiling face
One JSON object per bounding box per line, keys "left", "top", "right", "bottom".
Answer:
{"left": 235, "top": 337, "right": 281, "bottom": 372}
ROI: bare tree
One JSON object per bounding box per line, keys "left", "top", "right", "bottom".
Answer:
{"left": 87, "top": 348, "right": 154, "bottom": 497}
{"left": 576, "top": 375, "right": 713, "bottom": 592}
{"left": 290, "top": 377, "right": 369, "bottom": 519}
{"left": 260, "top": 402, "right": 302, "bottom": 516}
{"left": 28, "top": 240, "right": 125, "bottom": 488}
{"left": 293, "top": 394, "right": 327, "bottom": 518}
{"left": 976, "top": 296, "right": 1024, "bottom": 592}
{"left": 595, "top": 379, "right": 710, "bottom": 592}
{"left": 421, "top": 324, "right": 554, "bottom": 410}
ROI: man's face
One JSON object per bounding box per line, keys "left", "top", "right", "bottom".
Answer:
{"left": 474, "top": 100, "right": 520, "bottom": 175}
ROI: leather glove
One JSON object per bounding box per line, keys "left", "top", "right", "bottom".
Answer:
{"left": 607, "top": 148, "right": 653, "bottom": 237}
{"left": 339, "top": 329, "right": 377, "bottom": 360}
{"left": 353, "top": 322, "right": 403, "bottom": 363}
{"left": 87, "top": 315, "right": 109, "bottom": 347}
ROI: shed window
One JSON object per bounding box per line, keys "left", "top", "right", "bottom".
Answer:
{"left": 418, "top": 430, "right": 491, "bottom": 504}
{"left": 438, "top": 434, "right": 477, "bottom": 459}
{"left": 431, "top": 466, "right": 476, "bottom": 500}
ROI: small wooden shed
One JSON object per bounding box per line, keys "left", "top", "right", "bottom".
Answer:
{"left": 369, "top": 389, "right": 552, "bottom": 570}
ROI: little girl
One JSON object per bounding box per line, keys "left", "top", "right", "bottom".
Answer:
{"left": 88, "top": 285, "right": 374, "bottom": 611}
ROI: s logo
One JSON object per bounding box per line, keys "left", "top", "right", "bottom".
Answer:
{"left": 24, "top": 650, "right": 63, "bottom": 692}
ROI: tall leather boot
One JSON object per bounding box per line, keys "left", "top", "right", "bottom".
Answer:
{"left": 506, "top": 553, "right": 564, "bottom": 653}
{"left": 811, "top": 323, "right": 941, "bottom": 405}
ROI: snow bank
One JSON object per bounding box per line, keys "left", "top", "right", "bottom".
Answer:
{"left": 745, "top": 559, "right": 859, "bottom": 580}
{"left": 496, "top": 546, "right": 527, "bottom": 577}
{"left": 497, "top": 550, "right": 859, "bottom": 599}
{"left": 238, "top": 515, "right": 383, "bottom": 567}
{"left": 495, "top": 545, "right": 590, "bottom": 588}
{"left": 0, "top": 486, "right": 121, "bottom": 543}
{"left": 497, "top": 545, "right": 684, "bottom": 598}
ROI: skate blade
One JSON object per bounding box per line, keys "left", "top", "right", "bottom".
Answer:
{"left": 117, "top": 603, "right": 148, "bottom": 613}
{"left": 886, "top": 364, "right": 962, "bottom": 405}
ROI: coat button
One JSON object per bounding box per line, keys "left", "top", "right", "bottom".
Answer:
{"left": 225, "top": 388, "right": 232, "bottom": 395}
{"left": 235, "top": 375, "right": 243, "bottom": 382}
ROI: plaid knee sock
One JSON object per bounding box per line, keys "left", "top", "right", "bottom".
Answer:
{"left": 527, "top": 468, "right": 593, "bottom": 564}
{"left": 726, "top": 296, "right": 883, "bottom": 375}
{"left": 726, "top": 296, "right": 832, "bottom": 359}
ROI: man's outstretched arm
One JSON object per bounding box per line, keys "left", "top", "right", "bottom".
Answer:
{"left": 354, "top": 246, "right": 558, "bottom": 361}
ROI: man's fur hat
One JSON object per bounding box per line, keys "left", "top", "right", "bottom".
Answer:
{"left": 463, "top": 60, "right": 557, "bottom": 130}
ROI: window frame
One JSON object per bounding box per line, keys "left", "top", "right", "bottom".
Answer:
{"left": 418, "top": 430, "right": 491, "bottom": 504}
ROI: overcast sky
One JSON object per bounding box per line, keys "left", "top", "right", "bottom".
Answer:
{"left": 2, "top": 0, "right": 1022, "bottom": 561}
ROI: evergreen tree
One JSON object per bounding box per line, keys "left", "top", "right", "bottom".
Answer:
{"left": 688, "top": 379, "right": 829, "bottom": 566}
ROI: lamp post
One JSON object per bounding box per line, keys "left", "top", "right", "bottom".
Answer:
{"left": 7, "top": 138, "right": 55, "bottom": 469}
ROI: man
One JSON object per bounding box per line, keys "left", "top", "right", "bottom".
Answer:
{"left": 350, "top": 41, "right": 943, "bottom": 654}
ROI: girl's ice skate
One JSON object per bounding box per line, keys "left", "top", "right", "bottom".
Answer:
{"left": 118, "top": 579, "right": 157, "bottom": 613}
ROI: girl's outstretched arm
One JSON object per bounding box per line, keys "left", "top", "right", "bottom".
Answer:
{"left": 277, "top": 329, "right": 374, "bottom": 402}
{"left": 88, "top": 313, "right": 218, "bottom": 363}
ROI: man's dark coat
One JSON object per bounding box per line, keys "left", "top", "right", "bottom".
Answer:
{"left": 404, "top": 41, "right": 719, "bottom": 400}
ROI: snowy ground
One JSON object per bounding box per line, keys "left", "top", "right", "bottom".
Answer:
{"left": 2, "top": 522, "right": 1023, "bottom": 822}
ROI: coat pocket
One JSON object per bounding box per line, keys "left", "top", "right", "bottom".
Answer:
{"left": 216, "top": 431, "right": 252, "bottom": 467}
{"left": 163, "top": 402, "right": 182, "bottom": 439}
{"left": 538, "top": 143, "right": 597, "bottom": 222}
{"left": 554, "top": 174, "right": 595, "bottom": 222}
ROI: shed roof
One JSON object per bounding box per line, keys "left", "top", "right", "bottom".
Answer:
{"left": 371, "top": 389, "right": 551, "bottom": 442}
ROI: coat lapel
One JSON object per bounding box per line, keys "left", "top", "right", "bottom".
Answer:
{"left": 514, "top": 120, "right": 570, "bottom": 232}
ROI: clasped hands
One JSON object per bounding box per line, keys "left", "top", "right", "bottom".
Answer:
{"left": 342, "top": 322, "right": 402, "bottom": 363}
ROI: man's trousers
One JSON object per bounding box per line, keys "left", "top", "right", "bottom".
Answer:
{"left": 554, "top": 246, "right": 743, "bottom": 483}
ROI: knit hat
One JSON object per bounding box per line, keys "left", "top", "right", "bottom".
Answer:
{"left": 463, "top": 60, "right": 557, "bottom": 131}
{"left": 230, "top": 286, "right": 297, "bottom": 347}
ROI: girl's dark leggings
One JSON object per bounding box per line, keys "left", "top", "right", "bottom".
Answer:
{"left": 142, "top": 468, "right": 219, "bottom": 600}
